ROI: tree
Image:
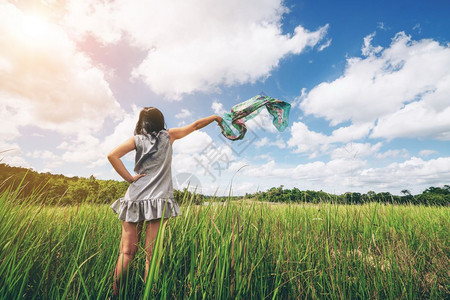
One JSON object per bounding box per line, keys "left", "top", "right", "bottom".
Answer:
{"left": 401, "top": 189, "right": 411, "bottom": 196}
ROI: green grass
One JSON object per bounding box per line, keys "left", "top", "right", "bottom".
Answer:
{"left": 0, "top": 187, "right": 448, "bottom": 299}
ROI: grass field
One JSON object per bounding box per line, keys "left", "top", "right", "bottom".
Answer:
{"left": 0, "top": 188, "right": 448, "bottom": 299}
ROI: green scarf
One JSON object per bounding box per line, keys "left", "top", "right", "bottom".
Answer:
{"left": 218, "top": 95, "right": 291, "bottom": 140}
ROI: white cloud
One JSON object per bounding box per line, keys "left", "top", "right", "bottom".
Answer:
{"left": 26, "top": 150, "right": 62, "bottom": 169}
{"left": 254, "top": 137, "right": 269, "bottom": 148}
{"left": 0, "top": 3, "right": 123, "bottom": 137}
{"left": 61, "top": 134, "right": 101, "bottom": 164}
{"left": 64, "top": 1, "right": 122, "bottom": 44}
{"left": 172, "top": 130, "right": 219, "bottom": 172}
{"left": 255, "top": 137, "right": 285, "bottom": 149}
{"left": 301, "top": 32, "right": 450, "bottom": 141}
{"left": 0, "top": 95, "right": 29, "bottom": 141}
{"left": 0, "top": 155, "right": 31, "bottom": 169}
{"left": 175, "top": 109, "right": 192, "bottom": 119}
{"left": 227, "top": 160, "right": 250, "bottom": 173}
{"left": 291, "top": 87, "right": 307, "bottom": 109}
{"left": 172, "top": 130, "right": 213, "bottom": 155}
{"left": 64, "top": 0, "right": 328, "bottom": 99}
{"left": 419, "top": 149, "right": 437, "bottom": 157}
{"left": 286, "top": 119, "right": 411, "bottom": 160}
{"left": 211, "top": 101, "right": 227, "bottom": 115}
{"left": 318, "top": 38, "right": 332, "bottom": 51}
{"left": 239, "top": 155, "right": 450, "bottom": 195}
{"left": 287, "top": 121, "right": 330, "bottom": 157}
{"left": 171, "top": 130, "right": 238, "bottom": 187}
{"left": 252, "top": 154, "right": 273, "bottom": 161}
{"left": 230, "top": 181, "right": 258, "bottom": 195}
{"left": 359, "top": 156, "right": 450, "bottom": 193}
{"left": 375, "top": 149, "right": 409, "bottom": 159}
{"left": 361, "top": 32, "right": 383, "bottom": 56}
{"left": 246, "top": 108, "right": 280, "bottom": 134}
{"left": 0, "top": 142, "right": 31, "bottom": 168}
{"left": 330, "top": 142, "right": 383, "bottom": 160}
{"left": 27, "top": 150, "right": 60, "bottom": 161}
{"left": 243, "top": 158, "right": 368, "bottom": 190}
{"left": 371, "top": 92, "right": 450, "bottom": 140}
{"left": 58, "top": 106, "right": 139, "bottom": 168}
{"left": 273, "top": 137, "right": 286, "bottom": 149}
{"left": 243, "top": 160, "right": 285, "bottom": 177}
{"left": 329, "top": 122, "right": 373, "bottom": 143}
{"left": 293, "top": 158, "right": 368, "bottom": 185}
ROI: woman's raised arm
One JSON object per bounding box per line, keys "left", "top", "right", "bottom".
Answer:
{"left": 168, "top": 115, "right": 222, "bottom": 143}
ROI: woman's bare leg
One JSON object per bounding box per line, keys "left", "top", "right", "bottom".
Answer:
{"left": 144, "top": 218, "right": 167, "bottom": 282}
{"left": 113, "top": 221, "right": 143, "bottom": 296}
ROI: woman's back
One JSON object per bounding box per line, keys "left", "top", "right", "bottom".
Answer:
{"left": 132, "top": 130, "right": 174, "bottom": 201}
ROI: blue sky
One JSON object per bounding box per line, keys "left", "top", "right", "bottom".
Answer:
{"left": 1, "top": 0, "right": 449, "bottom": 196}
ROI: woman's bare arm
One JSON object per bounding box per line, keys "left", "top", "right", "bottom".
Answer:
{"left": 107, "top": 137, "right": 146, "bottom": 183}
{"left": 168, "top": 115, "right": 222, "bottom": 143}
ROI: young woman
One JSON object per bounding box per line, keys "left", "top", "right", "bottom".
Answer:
{"left": 107, "top": 106, "right": 221, "bottom": 295}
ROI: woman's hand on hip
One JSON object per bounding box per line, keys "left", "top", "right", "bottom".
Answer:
{"left": 130, "top": 173, "right": 146, "bottom": 183}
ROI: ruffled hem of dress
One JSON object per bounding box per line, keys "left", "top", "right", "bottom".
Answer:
{"left": 110, "top": 197, "right": 181, "bottom": 222}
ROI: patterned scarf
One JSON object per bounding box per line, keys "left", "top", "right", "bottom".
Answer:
{"left": 218, "top": 95, "right": 291, "bottom": 140}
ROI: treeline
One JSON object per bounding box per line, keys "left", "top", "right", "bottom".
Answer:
{"left": 1, "top": 164, "right": 448, "bottom": 206}
{"left": 244, "top": 185, "right": 450, "bottom": 206}
{"left": 0, "top": 164, "right": 196, "bottom": 206}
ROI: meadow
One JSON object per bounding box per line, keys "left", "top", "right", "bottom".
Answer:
{"left": 0, "top": 187, "right": 448, "bottom": 299}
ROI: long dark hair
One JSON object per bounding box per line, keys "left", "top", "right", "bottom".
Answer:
{"left": 134, "top": 107, "right": 166, "bottom": 135}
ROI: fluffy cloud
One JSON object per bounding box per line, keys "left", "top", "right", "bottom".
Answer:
{"left": 246, "top": 108, "right": 280, "bottom": 134}
{"left": 286, "top": 118, "right": 412, "bottom": 162}
{"left": 255, "top": 137, "right": 286, "bottom": 149}
{"left": 54, "top": 107, "right": 139, "bottom": 170}
{"left": 171, "top": 129, "right": 244, "bottom": 190}
{"left": 0, "top": 95, "right": 29, "bottom": 141}
{"left": 64, "top": 0, "right": 328, "bottom": 99}
{"left": 211, "top": 101, "right": 227, "bottom": 115}
{"left": 0, "top": 141, "right": 30, "bottom": 168}
{"left": 330, "top": 142, "right": 383, "bottom": 160}
{"left": 287, "top": 121, "right": 330, "bottom": 157}
{"left": 242, "top": 158, "right": 368, "bottom": 190}
{"left": 241, "top": 156, "right": 450, "bottom": 194}
{"left": 287, "top": 118, "right": 373, "bottom": 158}
{"left": 361, "top": 32, "right": 383, "bottom": 56}
{"left": 172, "top": 130, "right": 218, "bottom": 174}
{"left": 329, "top": 122, "right": 373, "bottom": 143}
{"left": 0, "top": 2, "right": 122, "bottom": 137}
{"left": 375, "top": 149, "right": 409, "bottom": 159}
{"left": 419, "top": 149, "right": 437, "bottom": 157}
{"left": 230, "top": 181, "right": 258, "bottom": 195}
{"left": 27, "top": 150, "right": 62, "bottom": 169}
{"left": 371, "top": 92, "right": 450, "bottom": 140}
{"left": 175, "top": 109, "right": 192, "bottom": 119}
{"left": 301, "top": 32, "right": 450, "bottom": 140}
{"left": 359, "top": 156, "right": 450, "bottom": 192}
{"left": 318, "top": 38, "right": 332, "bottom": 52}
{"left": 172, "top": 130, "right": 213, "bottom": 156}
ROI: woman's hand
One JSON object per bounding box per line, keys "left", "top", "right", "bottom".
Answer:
{"left": 130, "top": 173, "right": 146, "bottom": 183}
